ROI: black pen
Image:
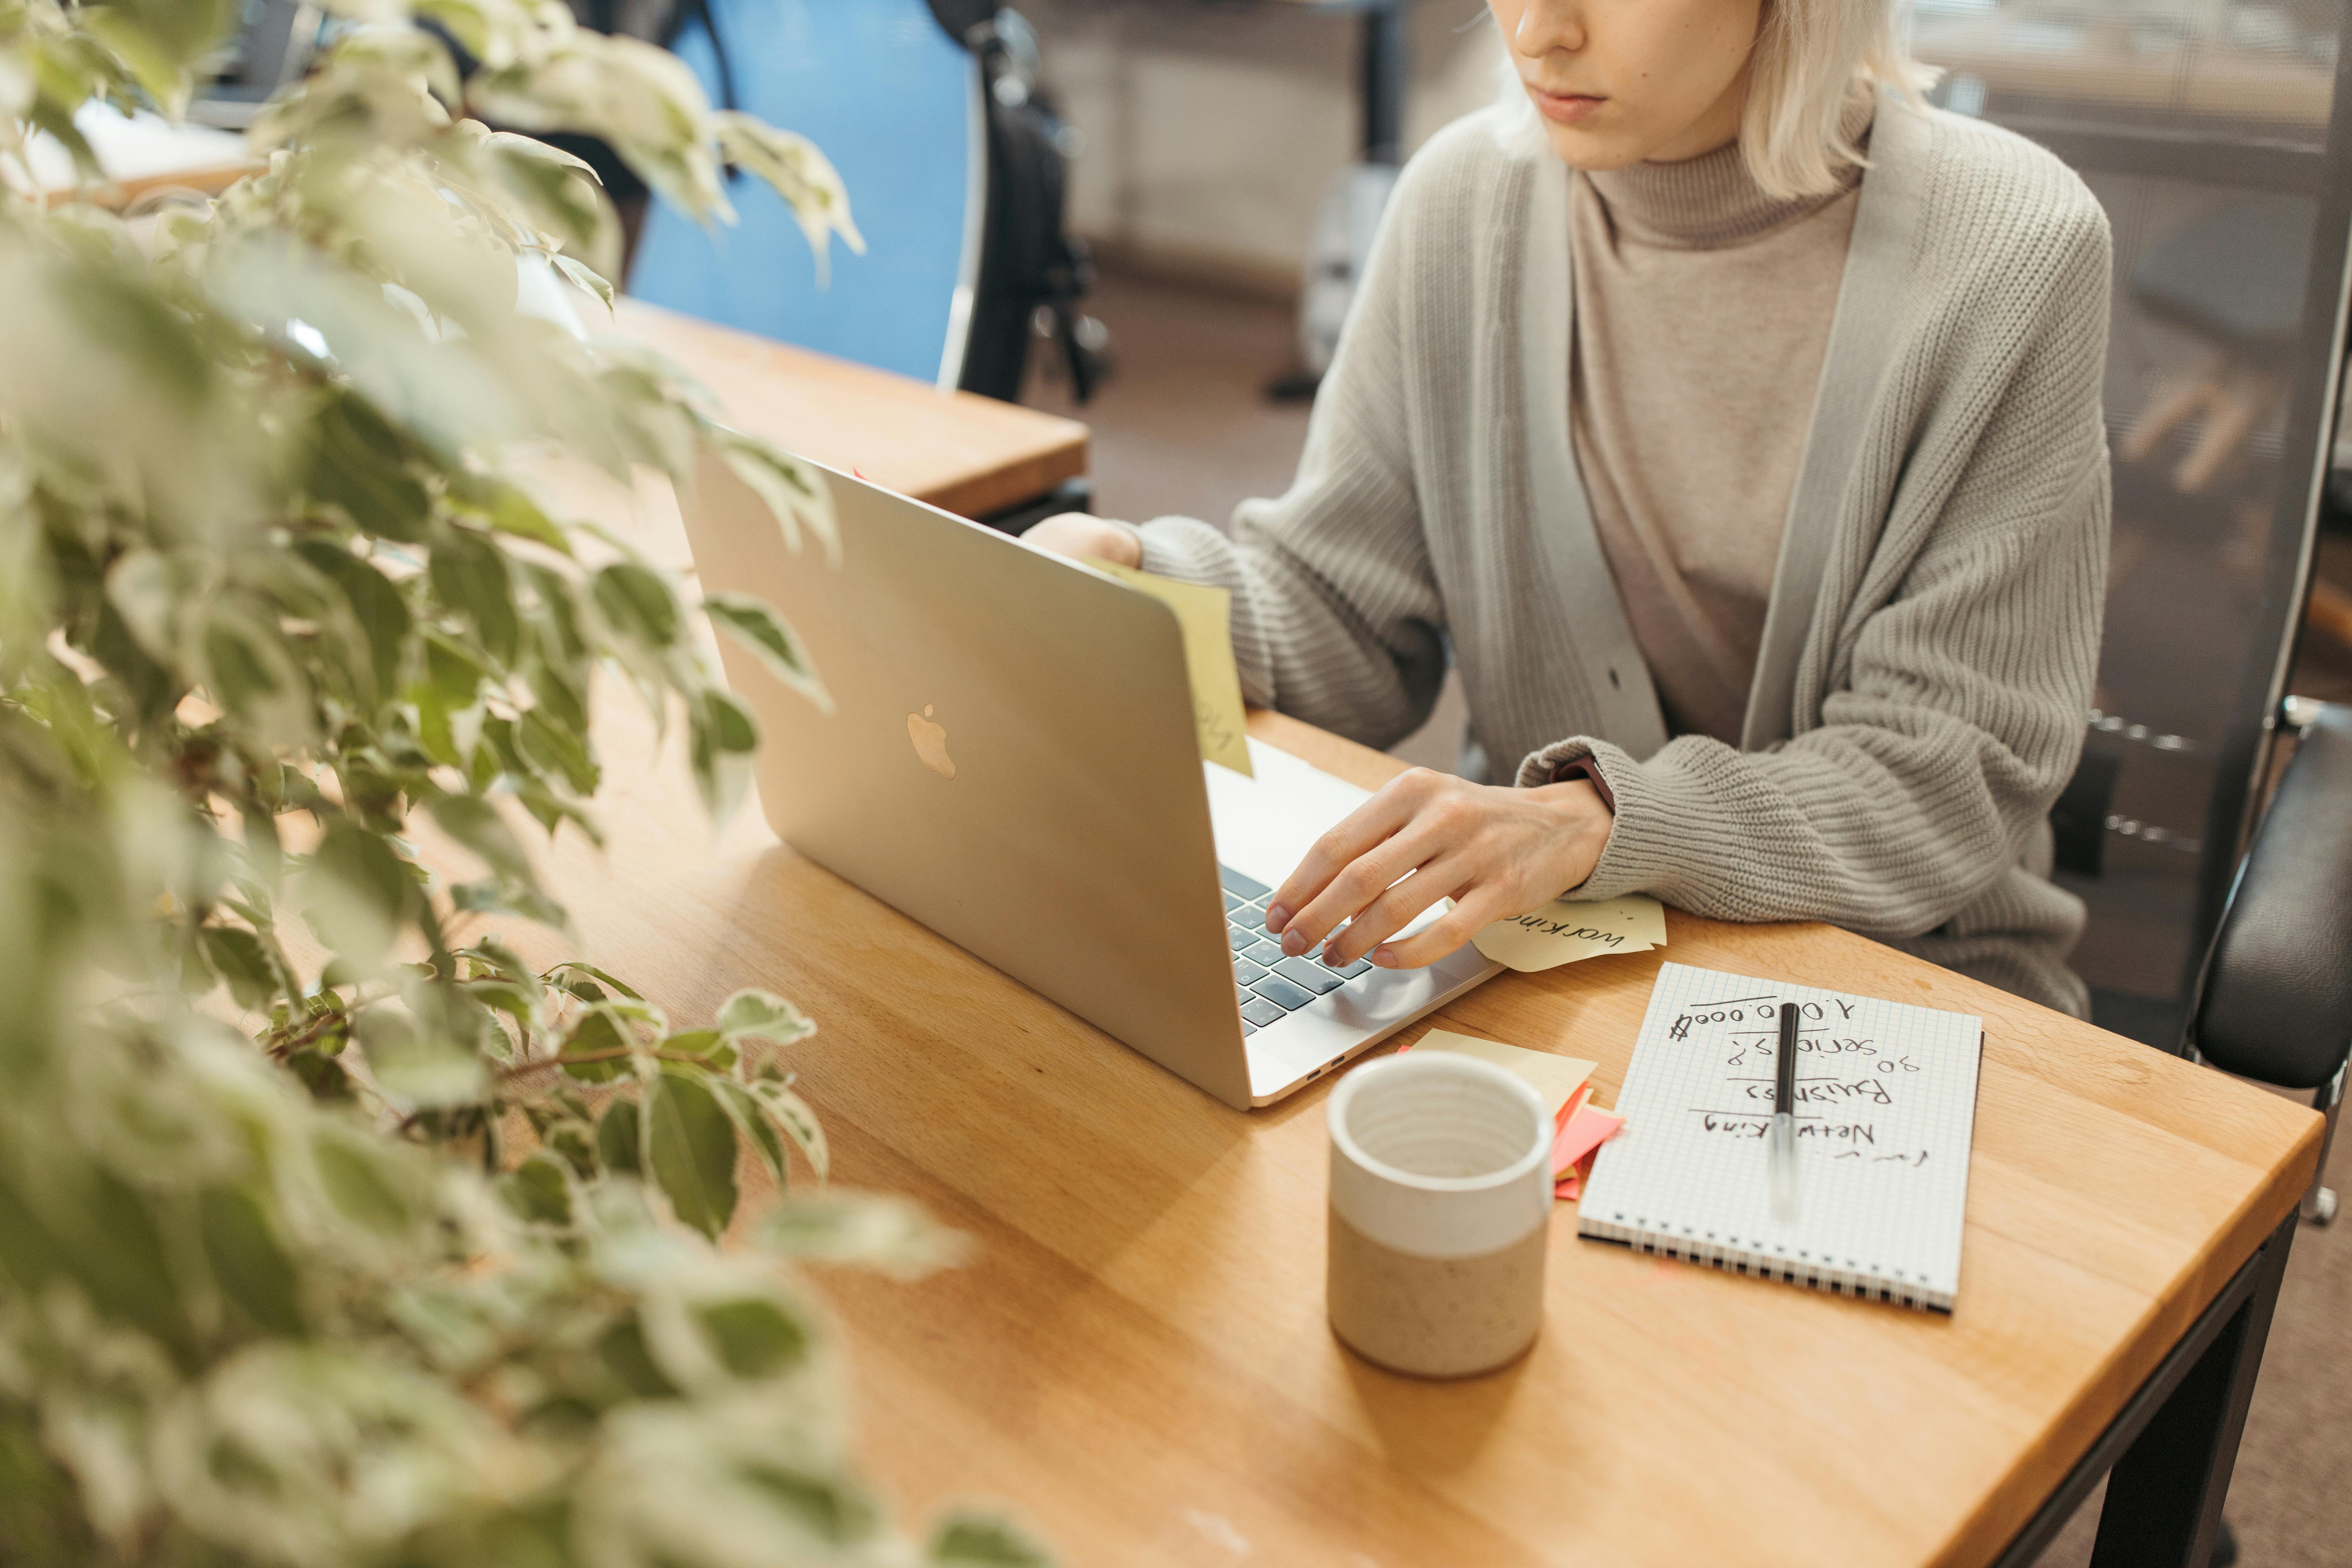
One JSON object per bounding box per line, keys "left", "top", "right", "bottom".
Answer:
{"left": 1771, "top": 1000, "right": 1800, "bottom": 1220}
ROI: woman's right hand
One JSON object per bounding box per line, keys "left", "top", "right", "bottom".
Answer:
{"left": 1023, "top": 512, "right": 1143, "bottom": 569}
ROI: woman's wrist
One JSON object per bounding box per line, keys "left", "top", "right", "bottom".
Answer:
{"left": 1527, "top": 776, "right": 1615, "bottom": 894}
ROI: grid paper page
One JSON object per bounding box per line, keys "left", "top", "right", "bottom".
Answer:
{"left": 1577, "top": 962, "right": 1984, "bottom": 1311}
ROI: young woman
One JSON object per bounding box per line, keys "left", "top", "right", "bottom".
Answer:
{"left": 1029, "top": 0, "right": 2112, "bottom": 1015}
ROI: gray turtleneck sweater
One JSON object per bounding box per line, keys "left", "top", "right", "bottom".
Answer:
{"left": 1126, "top": 91, "right": 2112, "bottom": 1015}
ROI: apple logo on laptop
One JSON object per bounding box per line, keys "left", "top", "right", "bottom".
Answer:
{"left": 907, "top": 704, "right": 956, "bottom": 780}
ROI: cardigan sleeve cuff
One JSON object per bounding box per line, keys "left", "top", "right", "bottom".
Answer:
{"left": 1516, "top": 736, "right": 1693, "bottom": 902}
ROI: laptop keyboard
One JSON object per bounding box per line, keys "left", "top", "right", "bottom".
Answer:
{"left": 1221, "top": 864, "right": 1373, "bottom": 1036}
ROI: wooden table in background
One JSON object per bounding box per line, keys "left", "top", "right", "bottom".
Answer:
{"left": 19, "top": 109, "right": 259, "bottom": 210}
{"left": 456, "top": 469, "right": 2320, "bottom": 1566}
{"left": 609, "top": 298, "right": 1090, "bottom": 521}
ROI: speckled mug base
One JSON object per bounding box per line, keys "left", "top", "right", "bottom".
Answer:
{"left": 1326, "top": 1208, "right": 1547, "bottom": 1379}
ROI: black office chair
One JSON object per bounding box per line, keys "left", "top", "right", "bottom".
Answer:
{"left": 2184, "top": 696, "right": 2352, "bottom": 1223}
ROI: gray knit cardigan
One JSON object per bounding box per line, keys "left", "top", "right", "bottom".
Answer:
{"left": 1133, "top": 91, "right": 2113, "bottom": 1016}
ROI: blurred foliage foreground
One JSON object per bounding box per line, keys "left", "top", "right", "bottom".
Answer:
{"left": 0, "top": 2, "right": 1044, "bottom": 1564}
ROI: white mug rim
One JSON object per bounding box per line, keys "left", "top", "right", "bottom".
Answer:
{"left": 1328, "top": 1053, "right": 1550, "bottom": 1195}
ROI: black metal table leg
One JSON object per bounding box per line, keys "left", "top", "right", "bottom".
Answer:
{"left": 2088, "top": 1212, "right": 2296, "bottom": 1566}
{"left": 1991, "top": 1212, "right": 2297, "bottom": 1568}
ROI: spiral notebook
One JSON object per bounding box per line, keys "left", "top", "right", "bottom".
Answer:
{"left": 1577, "top": 962, "right": 1984, "bottom": 1311}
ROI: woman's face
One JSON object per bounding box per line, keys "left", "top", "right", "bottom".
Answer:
{"left": 1488, "top": 0, "right": 1764, "bottom": 169}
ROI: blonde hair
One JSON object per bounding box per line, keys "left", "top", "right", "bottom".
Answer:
{"left": 1741, "top": 0, "right": 1933, "bottom": 200}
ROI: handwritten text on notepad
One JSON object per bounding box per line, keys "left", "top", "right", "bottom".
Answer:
{"left": 1661, "top": 990, "right": 1942, "bottom": 1168}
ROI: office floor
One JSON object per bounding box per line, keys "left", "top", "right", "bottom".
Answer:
{"left": 1023, "top": 263, "right": 2352, "bottom": 1564}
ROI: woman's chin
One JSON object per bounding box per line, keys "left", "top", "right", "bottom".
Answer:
{"left": 1538, "top": 122, "right": 1655, "bottom": 174}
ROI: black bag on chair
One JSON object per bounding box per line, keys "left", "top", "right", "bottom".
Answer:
{"left": 936, "top": 5, "right": 1108, "bottom": 405}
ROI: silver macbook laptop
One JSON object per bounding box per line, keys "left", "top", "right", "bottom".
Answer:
{"left": 680, "top": 454, "right": 1500, "bottom": 1108}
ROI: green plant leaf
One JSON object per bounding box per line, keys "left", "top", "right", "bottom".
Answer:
{"left": 198, "top": 1187, "right": 305, "bottom": 1337}
{"left": 306, "top": 391, "right": 430, "bottom": 543}
{"left": 704, "top": 593, "right": 833, "bottom": 713}
{"left": 81, "top": 10, "right": 198, "bottom": 118}
{"left": 550, "top": 252, "right": 616, "bottom": 314}
{"left": 646, "top": 1067, "right": 736, "bottom": 1239}
{"left": 545, "top": 960, "right": 641, "bottom": 1001}
{"left": 740, "top": 1465, "right": 881, "bottom": 1547}
{"left": 709, "top": 113, "right": 864, "bottom": 271}
{"left": 763, "top": 1192, "right": 968, "bottom": 1281}
{"left": 712, "top": 432, "right": 840, "bottom": 562}
{"left": 596, "top": 1312, "right": 676, "bottom": 1399}
{"left": 200, "top": 924, "right": 283, "bottom": 1011}
{"left": 592, "top": 561, "right": 680, "bottom": 649}
{"left": 428, "top": 526, "right": 521, "bottom": 667}
{"left": 311, "top": 1131, "right": 414, "bottom": 1237}
{"left": 358, "top": 1004, "right": 488, "bottom": 1108}
{"left": 295, "top": 540, "right": 411, "bottom": 702}
{"left": 688, "top": 688, "right": 759, "bottom": 822}
{"left": 547, "top": 1121, "right": 598, "bottom": 1180}
{"left": 497, "top": 1154, "right": 573, "bottom": 1228}
{"left": 661, "top": 1028, "right": 734, "bottom": 1071}
{"left": 516, "top": 707, "right": 598, "bottom": 797}
{"left": 484, "top": 485, "right": 572, "bottom": 554}
{"left": 716, "top": 988, "right": 814, "bottom": 1048}
{"left": 460, "top": 934, "right": 540, "bottom": 993}
{"left": 301, "top": 820, "right": 412, "bottom": 975}
{"left": 424, "top": 632, "right": 489, "bottom": 712}
{"left": 714, "top": 1079, "right": 786, "bottom": 1190}
{"left": 559, "top": 1005, "right": 633, "bottom": 1084}
{"left": 929, "top": 1513, "right": 1056, "bottom": 1568}
{"left": 694, "top": 1297, "right": 808, "bottom": 1381}
{"left": 595, "top": 1097, "right": 641, "bottom": 1176}
{"left": 202, "top": 606, "right": 314, "bottom": 751}
{"left": 747, "top": 1080, "right": 827, "bottom": 1182}
{"left": 425, "top": 793, "right": 538, "bottom": 891}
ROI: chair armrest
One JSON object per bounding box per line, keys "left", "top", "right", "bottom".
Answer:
{"left": 2192, "top": 702, "right": 2352, "bottom": 1088}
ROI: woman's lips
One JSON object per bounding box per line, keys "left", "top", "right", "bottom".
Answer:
{"left": 1529, "top": 88, "right": 1605, "bottom": 125}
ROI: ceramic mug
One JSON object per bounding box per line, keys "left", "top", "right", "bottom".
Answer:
{"left": 1325, "top": 1052, "right": 1554, "bottom": 1378}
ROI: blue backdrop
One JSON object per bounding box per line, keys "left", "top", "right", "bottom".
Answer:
{"left": 628, "top": 0, "right": 979, "bottom": 386}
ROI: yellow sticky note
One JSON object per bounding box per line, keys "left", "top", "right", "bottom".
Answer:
{"left": 1093, "top": 563, "right": 1253, "bottom": 777}
{"left": 1409, "top": 1029, "right": 1596, "bottom": 1121}
{"left": 1472, "top": 894, "right": 1667, "bottom": 973}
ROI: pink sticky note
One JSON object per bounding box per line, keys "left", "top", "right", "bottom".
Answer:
{"left": 1551, "top": 1105, "right": 1624, "bottom": 1178}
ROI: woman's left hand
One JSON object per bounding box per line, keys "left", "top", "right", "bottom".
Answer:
{"left": 1264, "top": 769, "right": 1615, "bottom": 971}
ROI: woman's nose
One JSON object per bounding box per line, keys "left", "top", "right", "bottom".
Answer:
{"left": 1512, "top": 0, "right": 1587, "bottom": 57}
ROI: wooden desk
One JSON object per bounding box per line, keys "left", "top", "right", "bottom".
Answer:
{"left": 608, "top": 298, "right": 1090, "bottom": 520}
{"left": 16, "top": 108, "right": 260, "bottom": 209}
{"left": 469, "top": 543, "right": 2319, "bottom": 1568}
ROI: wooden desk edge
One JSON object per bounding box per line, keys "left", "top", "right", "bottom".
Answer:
{"left": 1244, "top": 708, "right": 2326, "bottom": 1568}
{"left": 608, "top": 297, "right": 1091, "bottom": 520}
{"left": 31, "top": 159, "right": 262, "bottom": 210}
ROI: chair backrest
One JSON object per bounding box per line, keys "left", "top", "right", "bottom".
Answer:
{"left": 2191, "top": 702, "right": 2352, "bottom": 1087}
{"left": 626, "top": 0, "right": 985, "bottom": 390}
{"left": 1903, "top": 0, "right": 2352, "bottom": 1046}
